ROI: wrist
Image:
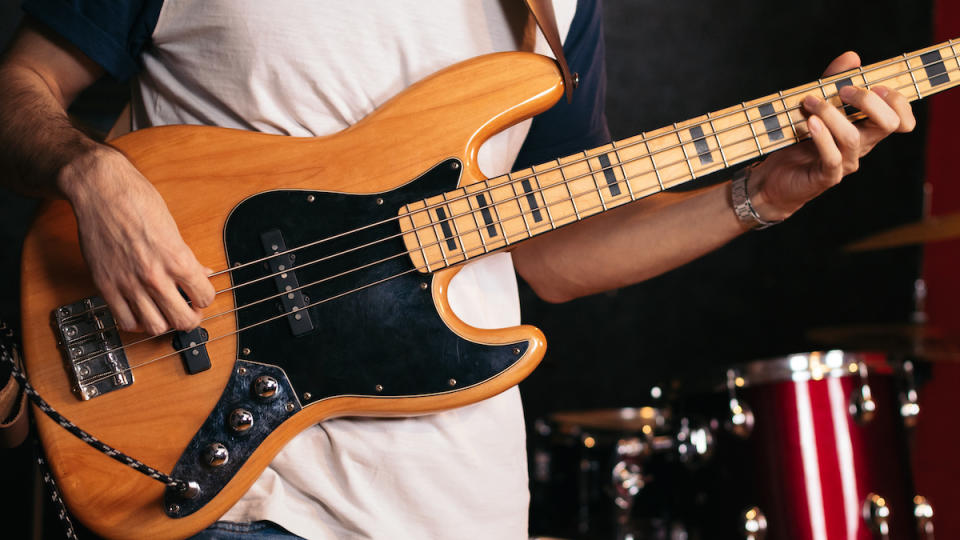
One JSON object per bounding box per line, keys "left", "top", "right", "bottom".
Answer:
{"left": 56, "top": 141, "right": 122, "bottom": 204}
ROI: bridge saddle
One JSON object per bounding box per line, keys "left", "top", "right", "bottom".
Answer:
{"left": 53, "top": 296, "right": 133, "bottom": 400}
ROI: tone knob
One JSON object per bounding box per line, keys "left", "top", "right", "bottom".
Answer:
{"left": 252, "top": 375, "right": 280, "bottom": 399}
{"left": 203, "top": 443, "right": 229, "bottom": 467}
{"left": 229, "top": 409, "right": 254, "bottom": 433}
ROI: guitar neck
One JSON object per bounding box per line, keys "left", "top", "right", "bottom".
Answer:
{"left": 403, "top": 39, "right": 960, "bottom": 273}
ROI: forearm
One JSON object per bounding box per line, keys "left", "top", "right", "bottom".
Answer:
{"left": 512, "top": 182, "right": 748, "bottom": 303}
{"left": 0, "top": 23, "right": 105, "bottom": 200}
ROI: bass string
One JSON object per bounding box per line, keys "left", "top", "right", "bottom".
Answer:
{"left": 193, "top": 46, "right": 960, "bottom": 281}
{"left": 61, "top": 48, "right": 957, "bottom": 338}
{"left": 77, "top": 66, "right": 933, "bottom": 387}
{"left": 71, "top": 64, "right": 950, "bottom": 375}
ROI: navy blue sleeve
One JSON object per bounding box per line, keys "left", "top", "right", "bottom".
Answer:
{"left": 513, "top": 0, "right": 610, "bottom": 170}
{"left": 21, "top": 0, "right": 164, "bottom": 81}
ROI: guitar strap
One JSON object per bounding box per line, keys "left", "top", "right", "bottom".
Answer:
{"left": 523, "top": 0, "right": 577, "bottom": 103}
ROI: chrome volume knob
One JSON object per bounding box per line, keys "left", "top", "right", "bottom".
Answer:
{"left": 203, "top": 443, "right": 229, "bottom": 467}
{"left": 229, "top": 408, "right": 254, "bottom": 433}
{"left": 252, "top": 375, "right": 280, "bottom": 399}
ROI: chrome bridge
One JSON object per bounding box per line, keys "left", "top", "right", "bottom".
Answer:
{"left": 53, "top": 296, "right": 132, "bottom": 400}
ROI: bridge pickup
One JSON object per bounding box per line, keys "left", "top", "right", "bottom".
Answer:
{"left": 53, "top": 296, "right": 133, "bottom": 400}
{"left": 261, "top": 229, "right": 314, "bottom": 336}
{"left": 172, "top": 327, "right": 211, "bottom": 374}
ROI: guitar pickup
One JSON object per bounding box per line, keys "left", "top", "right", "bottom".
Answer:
{"left": 172, "top": 327, "right": 211, "bottom": 374}
{"left": 261, "top": 229, "right": 314, "bottom": 336}
{"left": 53, "top": 296, "right": 133, "bottom": 400}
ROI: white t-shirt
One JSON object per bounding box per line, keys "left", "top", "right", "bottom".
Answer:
{"left": 131, "top": 2, "right": 576, "bottom": 538}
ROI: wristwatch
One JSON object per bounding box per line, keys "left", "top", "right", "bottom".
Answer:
{"left": 731, "top": 165, "right": 782, "bottom": 230}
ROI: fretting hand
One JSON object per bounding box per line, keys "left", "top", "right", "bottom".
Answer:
{"left": 747, "top": 51, "right": 917, "bottom": 222}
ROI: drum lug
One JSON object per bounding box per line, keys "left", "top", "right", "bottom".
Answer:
{"left": 725, "top": 369, "right": 755, "bottom": 438}
{"left": 742, "top": 506, "right": 767, "bottom": 540}
{"left": 913, "top": 495, "right": 934, "bottom": 539}
{"left": 849, "top": 362, "right": 877, "bottom": 424}
{"left": 899, "top": 360, "right": 921, "bottom": 427}
{"left": 862, "top": 493, "right": 891, "bottom": 539}
{"left": 675, "top": 417, "right": 714, "bottom": 464}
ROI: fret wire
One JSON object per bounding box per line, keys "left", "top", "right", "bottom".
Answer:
{"left": 817, "top": 78, "right": 828, "bottom": 99}
{"left": 858, "top": 66, "right": 870, "bottom": 90}
{"left": 507, "top": 173, "right": 535, "bottom": 239}
{"left": 533, "top": 173, "right": 558, "bottom": 230}
{"left": 742, "top": 102, "right": 764, "bottom": 155}
{"left": 674, "top": 122, "right": 697, "bottom": 179}
{"left": 778, "top": 90, "right": 800, "bottom": 141}
{"left": 558, "top": 159, "right": 583, "bottom": 221}
{"left": 611, "top": 141, "right": 636, "bottom": 201}
{"left": 482, "top": 178, "right": 511, "bottom": 245}
{"left": 441, "top": 191, "right": 467, "bottom": 260}
{"left": 406, "top": 205, "right": 433, "bottom": 273}
{"left": 904, "top": 53, "right": 923, "bottom": 99}
{"left": 950, "top": 40, "right": 960, "bottom": 72}
{"left": 641, "top": 135, "right": 666, "bottom": 191}
{"left": 465, "top": 192, "right": 490, "bottom": 254}
{"left": 705, "top": 111, "right": 729, "bottom": 168}
{"left": 584, "top": 151, "right": 609, "bottom": 211}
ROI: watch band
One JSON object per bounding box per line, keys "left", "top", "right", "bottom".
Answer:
{"left": 731, "top": 165, "right": 781, "bottom": 230}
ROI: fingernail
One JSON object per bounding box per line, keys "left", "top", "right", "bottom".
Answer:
{"left": 873, "top": 86, "right": 890, "bottom": 98}
{"left": 205, "top": 267, "right": 214, "bottom": 275}
{"left": 803, "top": 95, "right": 821, "bottom": 110}
{"left": 808, "top": 115, "right": 821, "bottom": 134}
{"left": 839, "top": 85, "right": 857, "bottom": 100}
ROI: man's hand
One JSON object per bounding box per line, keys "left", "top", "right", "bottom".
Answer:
{"left": 748, "top": 51, "right": 917, "bottom": 221}
{"left": 59, "top": 144, "right": 215, "bottom": 335}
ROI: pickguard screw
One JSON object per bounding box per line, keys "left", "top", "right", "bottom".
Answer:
{"left": 285, "top": 403, "right": 295, "bottom": 412}
{"left": 237, "top": 367, "right": 247, "bottom": 375}
{"left": 307, "top": 194, "right": 316, "bottom": 203}
{"left": 233, "top": 262, "right": 242, "bottom": 267}
{"left": 448, "top": 378, "right": 457, "bottom": 387}
{"left": 303, "top": 392, "right": 312, "bottom": 400}
{"left": 451, "top": 161, "right": 460, "bottom": 170}
{"left": 242, "top": 347, "right": 251, "bottom": 356}
{"left": 512, "top": 347, "right": 521, "bottom": 355}
{"left": 420, "top": 282, "right": 428, "bottom": 291}
{"left": 375, "top": 384, "right": 384, "bottom": 393}
{"left": 376, "top": 197, "right": 384, "bottom": 205}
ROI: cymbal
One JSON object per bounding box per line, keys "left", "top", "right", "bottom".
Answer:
{"left": 845, "top": 212, "right": 960, "bottom": 252}
{"left": 806, "top": 323, "right": 960, "bottom": 361}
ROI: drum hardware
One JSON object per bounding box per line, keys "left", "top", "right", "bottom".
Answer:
{"left": 675, "top": 418, "right": 713, "bottom": 465}
{"left": 742, "top": 506, "right": 767, "bottom": 540}
{"left": 849, "top": 360, "right": 878, "bottom": 424}
{"left": 844, "top": 211, "right": 960, "bottom": 252}
{"left": 899, "top": 360, "right": 921, "bottom": 427}
{"left": 862, "top": 493, "right": 892, "bottom": 539}
{"left": 725, "top": 369, "right": 754, "bottom": 438}
{"left": 912, "top": 495, "right": 934, "bottom": 539}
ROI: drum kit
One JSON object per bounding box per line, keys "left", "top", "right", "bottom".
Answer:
{"left": 529, "top": 215, "right": 959, "bottom": 539}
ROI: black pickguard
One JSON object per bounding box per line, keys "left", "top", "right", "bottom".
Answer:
{"left": 166, "top": 159, "right": 528, "bottom": 517}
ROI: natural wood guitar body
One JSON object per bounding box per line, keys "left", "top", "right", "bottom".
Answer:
{"left": 20, "top": 52, "right": 557, "bottom": 539}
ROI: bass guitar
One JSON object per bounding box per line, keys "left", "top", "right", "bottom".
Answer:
{"left": 19, "top": 43, "right": 960, "bottom": 538}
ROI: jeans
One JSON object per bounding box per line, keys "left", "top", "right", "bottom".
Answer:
{"left": 188, "top": 521, "right": 306, "bottom": 539}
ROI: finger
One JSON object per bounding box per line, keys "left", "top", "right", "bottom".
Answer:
{"left": 823, "top": 51, "right": 861, "bottom": 77}
{"left": 837, "top": 85, "right": 900, "bottom": 136}
{"left": 807, "top": 115, "right": 843, "bottom": 185}
{"left": 872, "top": 86, "right": 916, "bottom": 133}
{"left": 803, "top": 95, "right": 860, "bottom": 162}
{"left": 128, "top": 291, "right": 170, "bottom": 335}
{"left": 101, "top": 287, "right": 139, "bottom": 333}
{"left": 172, "top": 259, "right": 216, "bottom": 309}
{"left": 145, "top": 275, "right": 202, "bottom": 331}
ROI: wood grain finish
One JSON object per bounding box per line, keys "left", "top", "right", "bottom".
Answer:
{"left": 19, "top": 52, "right": 561, "bottom": 539}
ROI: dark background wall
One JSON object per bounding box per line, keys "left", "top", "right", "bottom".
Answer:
{"left": 0, "top": 0, "right": 937, "bottom": 538}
